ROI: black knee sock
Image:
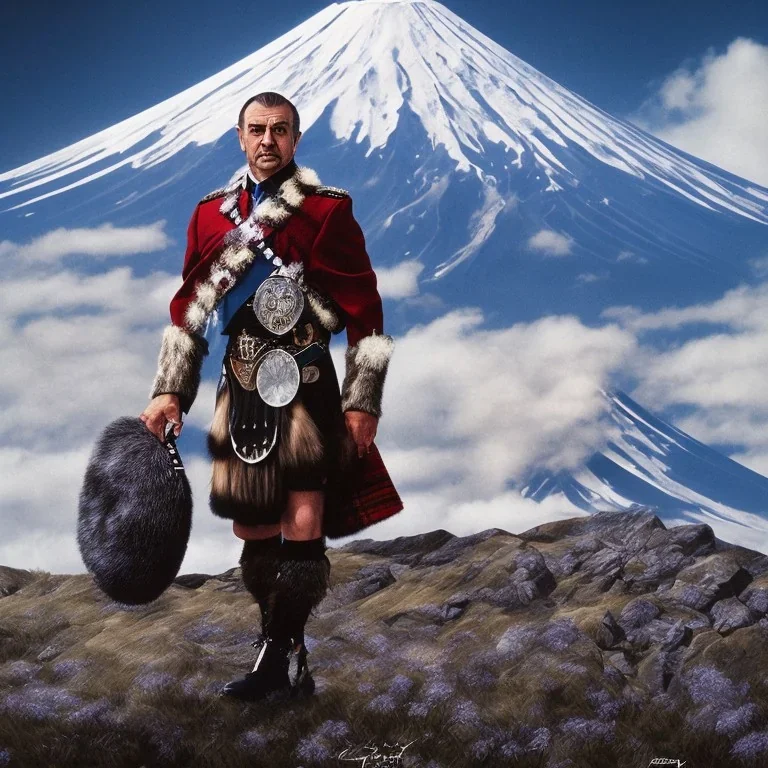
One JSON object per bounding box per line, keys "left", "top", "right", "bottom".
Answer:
{"left": 239, "top": 534, "right": 282, "bottom": 624}
{"left": 266, "top": 536, "right": 331, "bottom": 649}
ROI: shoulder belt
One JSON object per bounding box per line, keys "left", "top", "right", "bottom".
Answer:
{"left": 314, "top": 185, "right": 349, "bottom": 199}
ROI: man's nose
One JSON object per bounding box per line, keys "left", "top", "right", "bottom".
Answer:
{"left": 262, "top": 126, "right": 275, "bottom": 145}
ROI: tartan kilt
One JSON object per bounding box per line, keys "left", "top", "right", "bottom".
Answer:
{"left": 206, "top": 348, "right": 403, "bottom": 539}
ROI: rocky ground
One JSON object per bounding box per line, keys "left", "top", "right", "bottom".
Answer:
{"left": 2, "top": 508, "right": 768, "bottom": 767}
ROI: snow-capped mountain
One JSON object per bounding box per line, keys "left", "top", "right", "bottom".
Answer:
{"left": 2, "top": 0, "right": 767, "bottom": 542}
{"left": 2, "top": 0, "right": 767, "bottom": 325}
{"left": 523, "top": 390, "right": 768, "bottom": 541}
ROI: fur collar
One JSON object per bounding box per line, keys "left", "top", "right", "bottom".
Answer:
{"left": 217, "top": 161, "right": 322, "bottom": 229}
{"left": 183, "top": 163, "right": 341, "bottom": 336}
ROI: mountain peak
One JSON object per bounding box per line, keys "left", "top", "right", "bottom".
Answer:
{"left": 2, "top": 0, "right": 766, "bottom": 222}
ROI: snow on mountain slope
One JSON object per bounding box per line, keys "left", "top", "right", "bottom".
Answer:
{"left": 2, "top": 0, "right": 766, "bottom": 224}
{"left": 2, "top": 0, "right": 768, "bottom": 545}
{"left": 522, "top": 390, "right": 768, "bottom": 548}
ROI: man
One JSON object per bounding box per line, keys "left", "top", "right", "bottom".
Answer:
{"left": 140, "top": 92, "right": 402, "bottom": 701}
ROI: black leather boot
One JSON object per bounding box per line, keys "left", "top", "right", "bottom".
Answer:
{"left": 222, "top": 537, "right": 330, "bottom": 701}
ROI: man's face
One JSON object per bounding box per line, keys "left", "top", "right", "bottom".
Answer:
{"left": 237, "top": 103, "right": 301, "bottom": 181}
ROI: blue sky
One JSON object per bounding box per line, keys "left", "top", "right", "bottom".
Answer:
{"left": 2, "top": 0, "right": 767, "bottom": 170}
{"left": 3, "top": 0, "right": 768, "bottom": 572}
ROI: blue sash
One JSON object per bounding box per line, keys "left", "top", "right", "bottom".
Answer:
{"left": 217, "top": 250, "right": 275, "bottom": 333}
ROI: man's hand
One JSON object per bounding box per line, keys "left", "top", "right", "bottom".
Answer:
{"left": 344, "top": 410, "right": 378, "bottom": 458}
{"left": 140, "top": 394, "right": 182, "bottom": 441}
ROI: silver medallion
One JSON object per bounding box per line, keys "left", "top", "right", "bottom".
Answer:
{"left": 256, "top": 349, "right": 300, "bottom": 407}
{"left": 252, "top": 276, "right": 304, "bottom": 336}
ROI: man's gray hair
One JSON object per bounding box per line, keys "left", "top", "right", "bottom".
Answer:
{"left": 238, "top": 92, "right": 301, "bottom": 138}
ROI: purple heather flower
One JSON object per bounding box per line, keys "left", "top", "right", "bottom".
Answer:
{"left": 1, "top": 685, "right": 82, "bottom": 720}
{"left": 52, "top": 659, "right": 89, "bottom": 680}
{"left": 408, "top": 702, "right": 431, "bottom": 719}
{"left": 388, "top": 675, "right": 413, "bottom": 702}
{"left": 560, "top": 717, "right": 615, "bottom": 743}
{"left": 451, "top": 699, "right": 482, "bottom": 729}
{"left": 731, "top": 730, "right": 768, "bottom": 760}
{"left": 67, "top": 698, "right": 113, "bottom": 726}
{"left": 315, "top": 720, "right": 351, "bottom": 740}
{"left": 239, "top": 729, "right": 269, "bottom": 750}
{"left": 716, "top": 704, "right": 757, "bottom": 736}
{"left": 0, "top": 750, "right": 9, "bottom": 767}
{"left": 4, "top": 661, "right": 41, "bottom": 685}
{"left": 683, "top": 666, "right": 747, "bottom": 708}
{"left": 295, "top": 737, "right": 331, "bottom": 764}
{"left": 423, "top": 680, "right": 453, "bottom": 704}
{"left": 134, "top": 670, "right": 176, "bottom": 693}
{"left": 367, "top": 694, "right": 396, "bottom": 714}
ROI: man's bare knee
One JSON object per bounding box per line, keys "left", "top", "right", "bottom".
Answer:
{"left": 281, "top": 491, "right": 324, "bottom": 540}
{"left": 233, "top": 521, "right": 282, "bottom": 541}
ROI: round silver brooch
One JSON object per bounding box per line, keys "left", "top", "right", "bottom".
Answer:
{"left": 252, "top": 276, "right": 305, "bottom": 336}
{"left": 256, "top": 349, "right": 300, "bottom": 407}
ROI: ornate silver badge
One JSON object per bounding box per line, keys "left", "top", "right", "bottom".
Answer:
{"left": 252, "top": 276, "right": 305, "bottom": 336}
{"left": 256, "top": 349, "right": 300, "bottom": 407}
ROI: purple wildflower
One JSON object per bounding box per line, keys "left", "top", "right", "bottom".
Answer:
{"left": 3, "top": 661, "right": 41, "bottom": 685}
{"left": 560, "top": 717, "right": 615, "bottom": 744}
{"left": 526, "top": 727, "right": 551, "bottom": 752}
{"left": 314, "top": 720, "right": 351, "bottom": 740}
{"left": 134, "top": 670, "right": 176, "bottom": 693}
{"left": 52, "top": 659, "right": 88, "bottom": 680}
{"left": 1, "top": 685, "right": 82, "bottom": 720}
{"left": 0, "top": 750, "right": 8, "bottom": 766}
{"left": 367, "top": 694, "right": 396, "bottom": 714}
{"left": 732, "top": 730, "right": 768, "bottom": 760}
{"left": 408, "top": 702, "right": 430, "bottom": 719}
{"left": 683, "top": 666, "right": 747, "bottom": 708}
{"left": 295, "top": 737, "right": 331, "bottom": 763}
{"left": 716, "top": 704, "right": 757, "bottom": 736}
{"left": 451, "top": 699, "right": 482, "bottom": 729}
{"left": 423, "top": 680, "right": 453, "bottom": 704}
{"left": 239, "top": 729, "right": 269, "bottom": 750}
{"left": 388, "top": 675, "right": 413, "bottom": 702}
{"left": 67, "top": 697, "right": 113, "bottom": 726}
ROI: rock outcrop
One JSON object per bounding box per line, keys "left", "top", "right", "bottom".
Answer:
{"left": 2, "top": 509, "right": 768, "bottom": 767}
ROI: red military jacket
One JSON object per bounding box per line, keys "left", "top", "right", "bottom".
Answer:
{"left": 156, "top": 160, "right": 403, "bottom": 540}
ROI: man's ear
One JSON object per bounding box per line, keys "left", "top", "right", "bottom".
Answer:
{"left": 236, "top": 125, "right": 245, "bottom": 152}
{"left": 293, "top": 131, "right": 303, "bottom": 149}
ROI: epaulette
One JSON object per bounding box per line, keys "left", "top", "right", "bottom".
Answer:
{"left": 198, "top": 186, "right": 229, "bottom": 204}
{"left": 314, "top": 185, "right": 349, "bottom": 199}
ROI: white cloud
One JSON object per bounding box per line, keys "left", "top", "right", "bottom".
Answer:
{"left": 527, "top": 229, "right": 573, "bottom": 257}
{"left": 1, "top": 223, "right": 641, "bottom": 575}
{"left": 631, "top": 38, "right": 768, "bottom": 186}
{"left": 1, "top": 221, "right": 171, "bottom": 264}
{"left": 617, "top": 250, "right": 648, "bottom": 265}
{"left": 0, "top": 267, "right": 181, "bottom": 449}
{"left": 603, "top": 279, "right": 768, "bottom": 469}
{"left": 340, "top": 308, "right": 636, "bottom": 501}
{"left": 375, "top": 259, "right": 425, "bottom": 299}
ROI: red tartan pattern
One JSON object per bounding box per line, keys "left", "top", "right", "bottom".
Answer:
{"left": 324, "top": 443, "right": 404, "bottom": 540}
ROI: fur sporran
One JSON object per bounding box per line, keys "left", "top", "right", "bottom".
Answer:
{"left": 77, "top": 417, "right": 193, "bottom": 605}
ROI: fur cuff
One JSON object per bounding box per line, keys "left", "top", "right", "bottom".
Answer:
{"left": 149, "top": 325, "right": 209, "bottom": 414}
{"left": 340, "top": 333, "right": 395, "bottom": 418}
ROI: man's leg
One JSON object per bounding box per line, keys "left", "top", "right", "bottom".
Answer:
{"left": 222, "top": 494, "right": 330, "bottom": 700}
{"left": 234, "top": 521, "right": 282, "bottom": 638}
